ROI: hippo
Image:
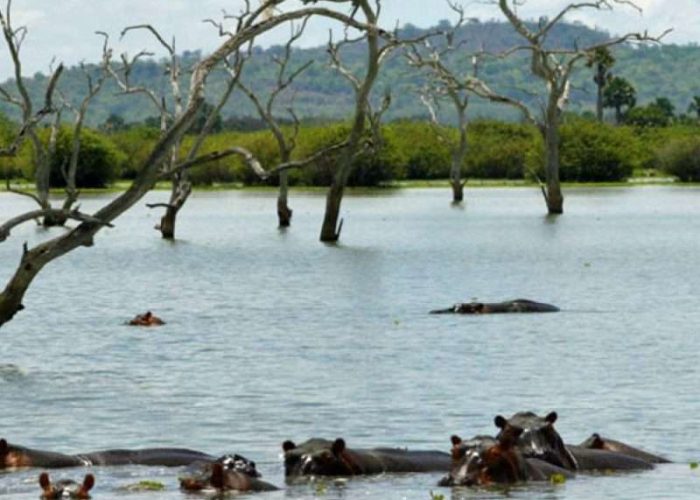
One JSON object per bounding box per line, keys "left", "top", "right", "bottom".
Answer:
{"left": 494, "top": 412, "right": 655, "bottom": 472}
{"left": 1, "top": 438, "right": 214, "bottom": 469}
{"left": 1, "top": 439, "right": 85, "bottom": 468}
{"left": 494, "top": 412, "right": 578, "bottom": 470}
{"left": 578, "top": 433, "right": 671, "bottom": 464}
{"left": 179, "top": 455, "right": 278, "bottom": 492}
{"left": 127, "top": 311, "right": 165, "bottom": 326}
{"left": 439, "top": 431, "right": 573, "bottom": 487}
{"left": 282, "top": 438, "right": 451, "bottom": 477}
{"left": 430, "top": 299, "right": 559, "bottom": 314}
{"left": 77, "top": 447, "right": 215, "bottom": 467}
{"left": 39, "top": 472, "right": 94, "bottom": 499}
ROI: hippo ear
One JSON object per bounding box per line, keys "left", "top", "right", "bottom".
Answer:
{"left": 39, "top": 472, "right": 51, "bottom": 491}
{"left": 450, "top": 435, "right": 462, "bottom": 446}
{"left": 331, "top": 438, "right": 346, "bottom": 456}
{"left": 589, "top": 433, "right": 605, "bottom": 449}
{"left": 210, "top": 463, "right": 225, "bottom": 489}
{"left": 82, "top": 474, "right": 95, "bottom": 493}
{"left": 494, "top": 415, "right": 507, "bottom": 429}
{"left": 282, "top": 440, "right": 296, "bottom": 452}
{"left": 545, "top": 411, "right": 558, "bottom": 424}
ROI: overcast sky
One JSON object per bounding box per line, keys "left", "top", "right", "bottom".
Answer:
{"left": 0, "top": 0, "right": 696, "bottom": 78}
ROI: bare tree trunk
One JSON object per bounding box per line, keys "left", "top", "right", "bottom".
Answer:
{"left": 320, "top": 179, "right": 346, "bottom": 242}
{"left": 277, "top": 167, "right": 292, "bottom": 227}
{"left": 544, "top": 104, "right": 564, "bottom": 214}
{"left": 450, "top": 108, "right": 468, "bottom": 204}
{"left": 158, "top": 174, "right": 192, "bottom": 239}
{"left": 319, "top": 1, "right": 379, "bottom": 242}
{"left": 596, "top": 81, "right": 604, "bottom": 122}
{"left": 450, "top": 178, "right": 464, "bottom": 203}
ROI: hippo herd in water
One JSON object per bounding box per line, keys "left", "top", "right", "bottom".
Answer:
{"left": 21, "top": 300, "right": 663, "bottom": 496}
{"left": 3, "top": 411, "right": 670, "bottom": 497}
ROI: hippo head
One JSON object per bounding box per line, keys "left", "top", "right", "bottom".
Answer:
{"left": 217, "top": 453, "right": 261, "bottom": 477}
{"left": 456, "top": 302, "right": 486, "bottom": 314}
{"left": 1, "top": 439, "right": 30, "bottom": 468}
{"left": 282, "top": 438, "right": 359, "bottom": 477}
{"left": 180, "top": 462, "right": 253, "bottom": 492}
{"left": 438, "top": 434, "right": 497, "bottom": 486}
{"left": 39, "top": 472, "right": 94, "bottom": 499}
{"left": 495, "top": 411, "right": 578, "bottom": 470}
{"left": 443, "top": 429, "right": 528, "bottom": 486}
{"left": 179, "top": 454, "right": 259, "bottom": 492}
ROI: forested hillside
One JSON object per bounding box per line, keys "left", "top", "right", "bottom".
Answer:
{"left": 2, "top": 19, "right": 698, "bottom": 125}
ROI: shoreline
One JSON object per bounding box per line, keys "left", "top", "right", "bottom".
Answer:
{"left": 0, "top": 176, "right": 686, "bottom": 195}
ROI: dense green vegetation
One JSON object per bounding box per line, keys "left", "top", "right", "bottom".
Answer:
{"left": 3, "top": 114, "right": 698, "bottom": 188}
{"left": 2, "top": 21, "right": 699, "bottom": 126}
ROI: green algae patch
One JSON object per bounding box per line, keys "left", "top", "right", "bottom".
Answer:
{"left": 120, "top": 480, "right": 166, "bottom": 492}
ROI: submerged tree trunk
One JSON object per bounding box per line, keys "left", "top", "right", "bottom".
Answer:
{"left": 450, "top": 178, "right": 464, "bottom": 203}
{"left": 320, "top": 180, "right": 346, "bottom": 242}
{"left": 543, "top": 103, "right": 564, "bottom": 214}
{"left": 450, "top": 108, "right": 468, "bottom": 204}
{"left": 277, "top": 169, "right": 292, "bottom": 227}
{"left": 158, "top": 175, "right": 192, "bottom": 239}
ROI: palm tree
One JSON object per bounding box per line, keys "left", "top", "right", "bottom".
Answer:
{"left": 603, "top": 76, "right": 636, "bottom": 124}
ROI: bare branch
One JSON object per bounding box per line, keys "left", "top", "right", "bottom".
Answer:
{"left": 164, "top": 146, "right": 268, "bottom": 179}
{"left": 0, "top": 208, "right": 113, "bottom": 242}
{"left": 121, "top": 24, "right": 174, "bottom": 55}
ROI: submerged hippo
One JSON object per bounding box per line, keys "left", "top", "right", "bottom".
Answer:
{"left": 179, "top": 455, "right": 278, "bottom": 493}
{"left": 282, "top": 438, "right": 451, "bottom": 477}
{"left": 578, "top": 433, "right": 671, "bottom": 464}
{"left": 494, "top": 412, "right": 656, "bottom": 472}
{"left": 439, "top": 432, "right": 573, "bottom": 487}
{"left": 1, "top": 438, "right": 214, "bottom": 469}
{"left": 127, "top": 311, "right": 165, "bottom": 326}
{"left": 39, "top": 472, "right": 94, "bottom": 499}
{"left": 430, "top": 299, "right": 559, "bottom": 315}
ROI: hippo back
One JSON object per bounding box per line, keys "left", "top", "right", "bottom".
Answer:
{"left": 366, "top": 448, "right": 451, "bottom": 473}
{"left": 80, "top": 447, "right": 214, "bottom": 466}
{"left": 283, "top": 438, "right": 449, "bottom": 477}
{"left": 567, "top": 446, "right": 654, "bottom": 471}
{"left": 578, "top": 434, "right": 670, "bottom": 464}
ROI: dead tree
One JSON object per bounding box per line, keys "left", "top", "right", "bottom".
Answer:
{"left": 111, "top": 26, "right": 188, "bottom": 239}
{"left": 237, "top": 18, "right": 313, "bottom": 227}
{"left": 0, "top": 1, "right": 106, "bottom": 227}
{"left": 0, "top": 0, "right": 378, "bottom": 327}
{"left": 496, "top": 0, "right": 668, "bottom": 214}
{"left": 316, "top": 0, "right": 382, "bottom": 242}
{"left": 406, "top": 3, "right": 477, "bottom": 204}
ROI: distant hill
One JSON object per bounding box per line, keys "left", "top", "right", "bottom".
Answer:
{"left": 1, "top": 19, "right": 699, "bottom": 126}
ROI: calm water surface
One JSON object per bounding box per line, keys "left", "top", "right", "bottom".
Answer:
{"left": 0, "top": 186, "right": 699, "bottom": 498}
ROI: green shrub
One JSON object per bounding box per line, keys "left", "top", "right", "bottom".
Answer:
{"left": 654, "top": 136, "right": 700, "bottom": 181}
{"left": 110, "top": 126, "right": 160, "bottom": 179}
{"left": 0, "top": 112, "right": 24, "bottom": 179}
{"left": 45, "top": 127, "right": 125, "bottom": 188}
{"left": 386, "top": 121, "right": 451, "bottom": 180}
{"left": 465, "top": 120, "right": 539, "bottom": 179}
{"left": 556, "top": 120, "right": 640, "bottom": 182}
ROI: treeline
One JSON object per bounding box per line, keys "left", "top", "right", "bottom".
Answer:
{"left": 3, "top": 113, "right": 700, "bottom": 187}
{"left": 2, "top": 20, "right": 700, "bottom": 126}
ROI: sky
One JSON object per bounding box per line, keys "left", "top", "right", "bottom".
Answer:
{"left": 0, "top": 0, "right": 697, "bottom": 78}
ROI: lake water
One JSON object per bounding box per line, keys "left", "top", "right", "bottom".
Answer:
{"left": 1, "top": 186, "right": 699, "bottom": 498}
